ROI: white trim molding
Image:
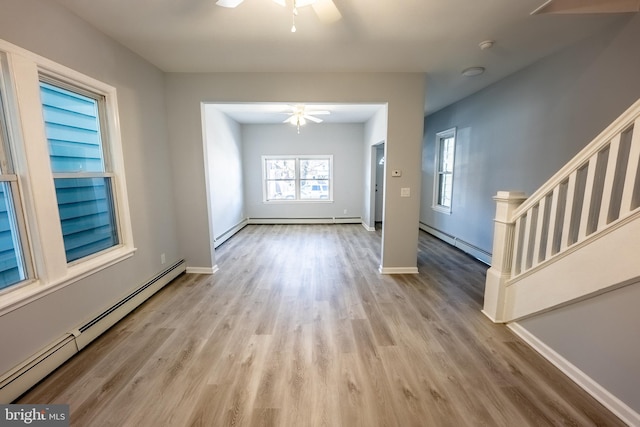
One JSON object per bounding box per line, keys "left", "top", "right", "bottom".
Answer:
{"left": 508, "top": 322, "right": 640, "bottom": 427}
{"left": 362, "top": 222, "right": 376, "bottom": 232}
{"left": 186, "top": 266, "right": 219, "bottom": 275}
{"left": 378, "top": 266, "right": 419, "bottom": 275}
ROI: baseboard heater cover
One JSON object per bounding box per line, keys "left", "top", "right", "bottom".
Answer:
{"left": 248, "top": 217, "right": 362, "bottom": 225}
{"left": 419, "top": 222, "right": 492, "bottom": 265}
{"left": 0, "top": 260, "right": 186, "bottom": 403}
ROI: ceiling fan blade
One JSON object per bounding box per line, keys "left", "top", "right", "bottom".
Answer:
{"left": 216, "top": 0, "right": 245, "bottom": 8}
{"left": 532, "top": 0, "right": 640, "bottom": 14}
{"left": 283, "top": 116, "right": 297, "bottom": 124}
{"left": 271, "top": 0, "right": 286, "bottom": 6}
{"left": 304, "top": 115, "right": 323, "bottom": 123}
{"left": 306, "top": 110, "right": 330, "bottom": 115}
{"left": 312, "top": 0, "right": 342, "bottom": 23}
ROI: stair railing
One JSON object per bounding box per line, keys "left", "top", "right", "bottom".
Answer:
{"left": 484, "top": 98, "right": 640, "bottom": 322}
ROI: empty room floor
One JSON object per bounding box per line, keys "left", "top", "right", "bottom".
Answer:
{"left": 18, "top": 224, "right": 625, "bottom": 426}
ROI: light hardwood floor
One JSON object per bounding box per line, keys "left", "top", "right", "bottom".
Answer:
{"left": 19, "top": 224, "right": 625, "bottom": 426}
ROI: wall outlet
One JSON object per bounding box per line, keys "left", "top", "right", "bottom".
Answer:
{"left": 161, "top": 253, "right": 166, "bottom": 264}
{"left": 401, "top": 187, "right": 410, "bottom": 197}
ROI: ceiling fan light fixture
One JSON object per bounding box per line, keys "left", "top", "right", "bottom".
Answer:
{"left": 461, "top": 66, "right": 485, "bottom": 77}
{"left": 215, "top": 0, "right": 244, "bottom": 8}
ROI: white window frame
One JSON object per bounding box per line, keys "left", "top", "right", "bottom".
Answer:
{"left": 432, "top": 127, "right": 456, "bottom": 214}
{"left": 0, "top": 39, "right": 135, "bottom": 315}
{"left": 262, "top": 155, "right": 333, "bottom": 203}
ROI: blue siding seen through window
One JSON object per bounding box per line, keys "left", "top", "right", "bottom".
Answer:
{"left": 40, "top": 82, "right": 104, "bottom": 173}
{"left": 55, "top": 178, "right": 118, "bottom": 262}
{"left": 0, "top": 183, "right": 25, "bottom": 289}
{"left": 40, "top": 81, "right": 118, "bottom": 262}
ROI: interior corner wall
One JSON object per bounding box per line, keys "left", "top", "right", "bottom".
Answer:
{"left": 0, "top": 0, "right": 179, "bottom": 377}
{"left": 242, "top": 123, "right": 363, "bottom": 220}
{"left": 362, "top": 107, "right": 388, "bottom": 230}
{"left": 420, "top": 14, "right": 640, "bottom": 258}
{"left": 203, "top": 106, "right": 245, "bottom": 248}
{"left": 165, "top": 73, "right": 425, "bottom": 271}
{"left": 419, "top": 14, "right": 640, "bottom": 419}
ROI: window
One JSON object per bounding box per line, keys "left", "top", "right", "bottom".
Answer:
{"left": 0, "top": 86, "right": 30, "bottom": 290}
{"left": 0, "top": 39, "right": 134, "bottom": 307}
{"left": 40, "top": 80, "right": 119, "bottom": 262}
{"left": 263, "top": 155, "right": 332, "bottom": 202}
{"left": 433, "top": 128, "right": 456, "bottom": 213}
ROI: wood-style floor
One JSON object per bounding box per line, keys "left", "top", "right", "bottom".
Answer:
{"left": 19, "top": 224, "right": 625, "bottom": 426}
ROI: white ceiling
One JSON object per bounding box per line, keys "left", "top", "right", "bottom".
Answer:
{"left": 52, "top": 0, "right": 629, "bottom": 115}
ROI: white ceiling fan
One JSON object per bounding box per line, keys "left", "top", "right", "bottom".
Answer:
{"left": 532, "top": 0, "right": 640, "bottom": 15}
{"left": 281, "top": 105, "right": 330, "bottom": 133}
{"left": 216, "top": 0, "right": 342, "bottom": 25}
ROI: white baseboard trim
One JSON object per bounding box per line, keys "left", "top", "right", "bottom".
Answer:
{"left": 214, "top": 218, "right": 248, "bottom": 248}
{"left": 419, "top": 222, "right": 492, "bottom": 265}
{"left": 186, "top": 266, "right": 219, "bottom": 275}
{"left": 248, "top": 217, "right": 362, "bottom": 225}
{"left": 508, "top": 322, "right": 640, "bottom": 427}
{"left": 362, "top": 222, "right": 376, "bottom": 232}
{"left": 378, "top": 266, "right": 419, "bottom": 275}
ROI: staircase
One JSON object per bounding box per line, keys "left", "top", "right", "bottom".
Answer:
{"left": 484, "top": 98, "right": 640, "bottom": 322}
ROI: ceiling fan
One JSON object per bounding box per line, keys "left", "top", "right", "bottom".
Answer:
{"left": 216, "top": 0, "right": 342, "bottom": 27}
{"left": 532, "top": 0, "right": 640, "bottom": 15}
{"left": 281, "top": 105, "right": 330, "bottom": 133}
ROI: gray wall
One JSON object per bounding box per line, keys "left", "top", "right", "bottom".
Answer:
{"left": 421, "top": 15, "right": 640, "bottom": 255}
{"left": 165, "top": 73, "right": 425, "bottom": 271}
{"left": 203, "top": 106, "right": 245, "bottom": 246}
{"left": 420, "top": 14, "right": 640, "bottom": 415}
{"left": 242, "top": 123, "right": 364, "bottom": 220}
{"left": 519, "top": 281, "right": 640, "bottom": 412}
{"left": 0, "top": 0, "right": 179, "bottom": 374}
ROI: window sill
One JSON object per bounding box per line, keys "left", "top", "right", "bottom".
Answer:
{"left": 0, "top": 245, "right": 136, "bottom": 316}
{"left": 432, "top": 205, "right": 452, "bottom": 215}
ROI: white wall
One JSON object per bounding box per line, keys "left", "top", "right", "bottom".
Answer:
{"left": 420, "top": 14, "right": 640, "bottom": 417}
{"left": 242, "top": 123, "right": 363, "bottom": 220}
{"left": 203, "top": 106, "right": 245, "bottom": 249}
{"left": 165, "top": 73, "right": 425, "bottom": 272}
{"left": 0, "top": 0, "right": 179, "bottom": 376}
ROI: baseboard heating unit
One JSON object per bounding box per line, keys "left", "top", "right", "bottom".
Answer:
{"left": 0, "top": 260, "right": 186, "bottom": 403}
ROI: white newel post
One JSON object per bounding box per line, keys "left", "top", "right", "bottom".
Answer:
{"left": 483, "top": 191, "right": 527, "bottom": 323}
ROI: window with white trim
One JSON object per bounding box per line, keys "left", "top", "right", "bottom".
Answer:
{"left": 40, "top": 79, "right": 119, "bottom": 263}
{"left": 0, "top": 39, "right": 134, "bottom": 305}
{"left": 0, "top": 81, "right": 31, "bottom": 290}
{"left": 263, "top": 155, "right": 332, "bottom": 202}
{"left": 433, "top": 128, "right": 456, "bottom": 213}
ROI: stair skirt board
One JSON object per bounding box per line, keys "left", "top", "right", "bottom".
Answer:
{"left": 0, "top": 260, "right": 186, "bottom": 404}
